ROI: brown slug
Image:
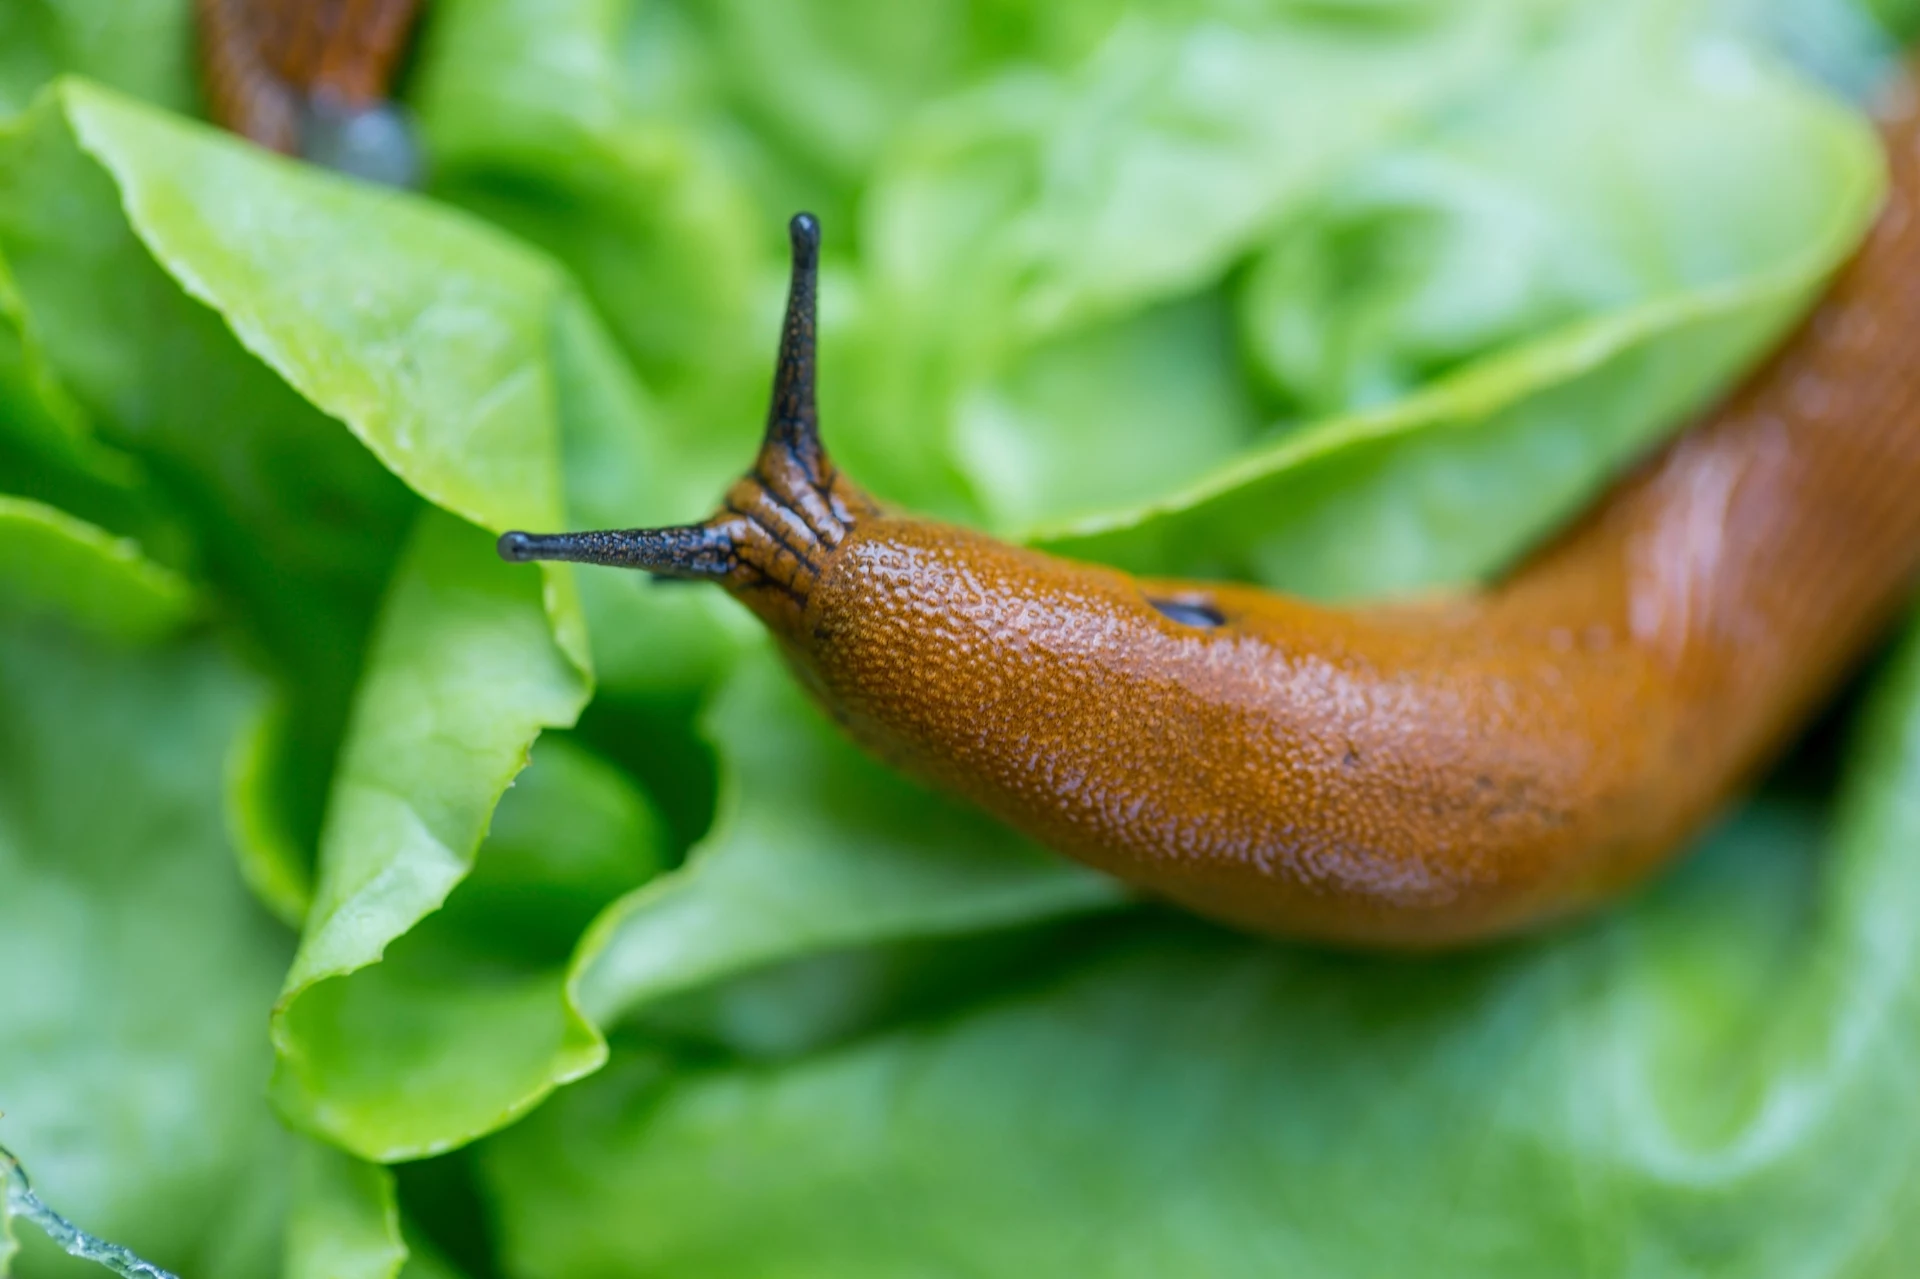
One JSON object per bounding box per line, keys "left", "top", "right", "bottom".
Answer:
{"left": 196, "top": 0, "right": 423, "bottom": 185}
{"left": 496, "top": 94, "right": 1920, "bottom": 948}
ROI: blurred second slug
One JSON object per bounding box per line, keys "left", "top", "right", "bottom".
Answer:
{"left": 195, "top": 0, "right": 424, "bottom": 186}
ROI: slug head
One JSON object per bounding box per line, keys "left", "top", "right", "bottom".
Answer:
{"left": 498, "top": 213, "right": 878, "bottom": 636}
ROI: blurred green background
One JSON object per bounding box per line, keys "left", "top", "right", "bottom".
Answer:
{"left": 4, "top": 0, "right": 1920, "bottom": 1274}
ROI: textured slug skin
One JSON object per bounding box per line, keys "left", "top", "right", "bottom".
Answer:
{"left": 506, "top": 90, "right": 1920, "bottom": 948}
{"left": 196, "top": 0, "right": 422, "bottom": 150}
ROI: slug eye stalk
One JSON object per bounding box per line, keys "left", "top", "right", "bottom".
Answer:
{"left": 495, "top": 525, "right": 737, "bottom": 579}
{"left": 497, "top": 212, "right": 860, "bottom": 593}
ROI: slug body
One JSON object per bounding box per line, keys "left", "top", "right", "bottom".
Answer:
{"left": 197, "top": 0, "right": 424, "bottom": 185}
{"left": 504, "top": 94, "right": 1920, "bottom": 948}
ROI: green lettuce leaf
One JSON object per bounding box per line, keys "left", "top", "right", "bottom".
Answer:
{"left": 1036, "top": 241, "right": 1873, "bottom": 599}
{"left": 1239, "top": 5, "right": 1887, "bottom": 419}
{"left": 283, "top": 1143, "right": 405, "bottom": 1279}
{"left": 1031, "top": 14, "right": 1885, "bottom": 571}
{"left": 687, "top": 0, "right": 1150, "bottom": 194}
{"left": 0, "top": 79, "right": 700, "bottom": 1166}
{"left": 0, "top": 82, "right": 419, "bottom": 898}
{"left": 831, "top": 0, "right": 1577, "bottom": 520}
{"left": 955, "top": 292, "right": 1264, "bottom": 532}
{"left": 0, "top": 0, "right": 192, "bottom": 120}
{"left": 281, "top": 1140, "right": 472, "bottom": 1279}
{"left": 0, "top": 614, "right": 289, "bottom": 1278}
{"left": 413, "top": 0, "right": 776, "bottom": 504}
{"left": 865, "top": 2, "right": 1578, "bottom": 346}
{"left": 55, "top": 82, "right": 587, "bottom": 662}
{"left": 0, "top": 496, "right": 190, "bottom": 642}
{"left": 0, "top": 252, "right": 151, "bottom": 538}
{"left": 269, "top": 510, "right": 593, "bottom": 1162}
